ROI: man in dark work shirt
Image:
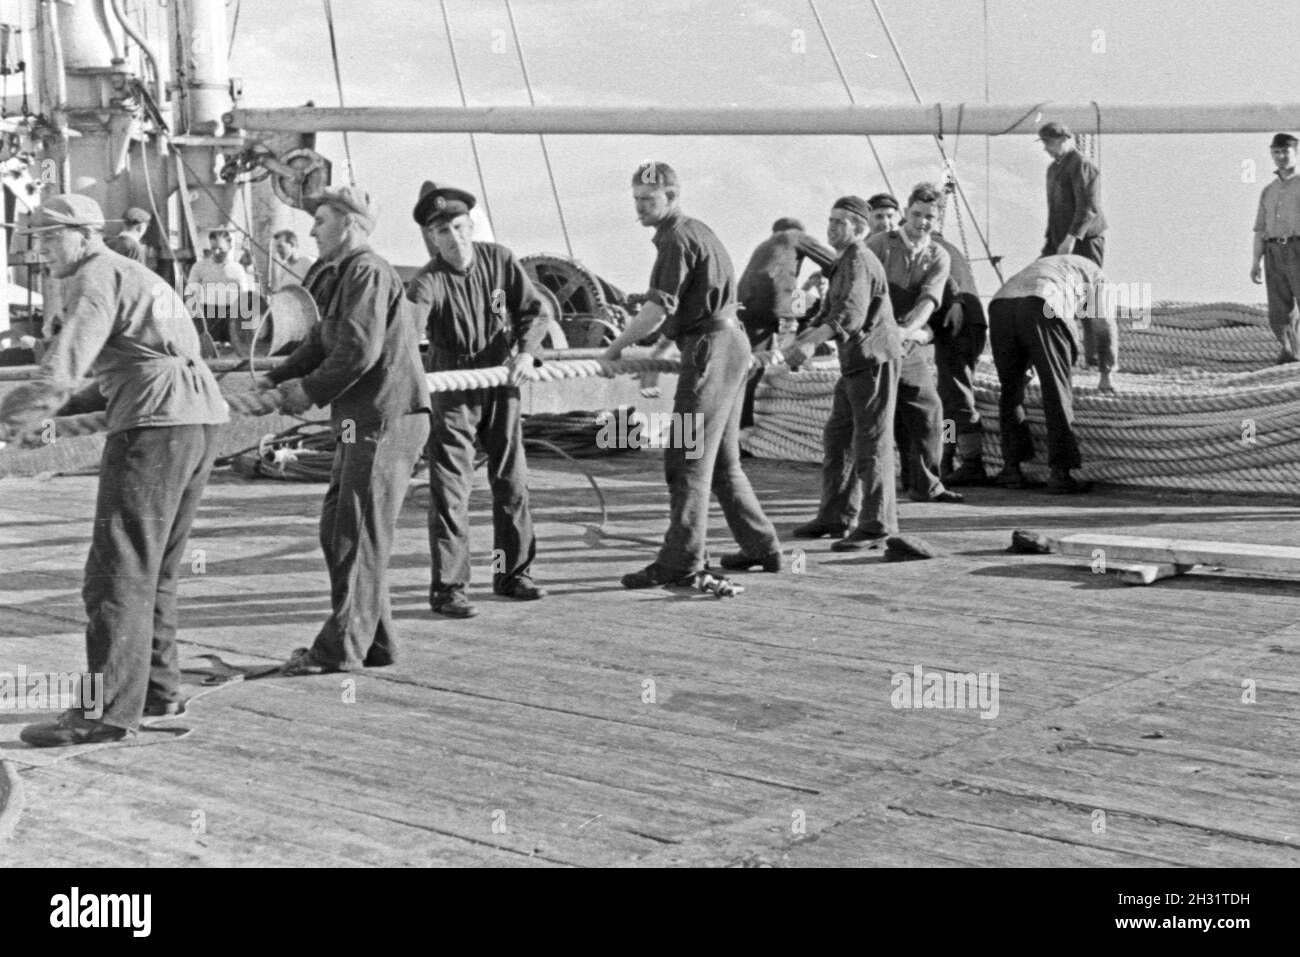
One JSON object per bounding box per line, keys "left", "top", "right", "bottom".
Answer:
{"left": 406, "top": 182, "right": 549, "bottom": 618}
{"left": 736, "top": 217, "right": 835, "bottom": 429}
{"left": 1039, "top": 121, "right": 1106, "bottom": 266}
{"left": 265, "top": 185, "right": 431, "bottom": 674}
{"left": 603, "top": 161, "right": 781, "bottom": 587}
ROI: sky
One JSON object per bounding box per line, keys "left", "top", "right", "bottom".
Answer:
{"left": 222, "top": 0, "right": 1299, "bottom": 304}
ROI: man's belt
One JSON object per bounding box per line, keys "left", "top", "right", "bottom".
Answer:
{"left": 1265, "top": 235, "right": 1300, "bottom": 245}
{"left": 684, "top": 312, "right": 741, "bottom": 336}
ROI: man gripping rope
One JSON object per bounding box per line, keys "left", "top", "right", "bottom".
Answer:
{"left": 0, "top": 195, "right": 227, "bottom": 746}
{"left": 407, "top": 182, "right": 549, "bottom": 619}
{"left": 264, "top": 186, "right": 432, "bottom": 675}
{"left": 604, "top": 162, "right": 782, "bottom": 587}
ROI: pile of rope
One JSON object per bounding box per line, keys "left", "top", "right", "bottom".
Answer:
{"left": 224, "top": 422, "right": 338, "bottom": 482}
{"left": 742, "top": 302, "right": 1300, "bottom": 495}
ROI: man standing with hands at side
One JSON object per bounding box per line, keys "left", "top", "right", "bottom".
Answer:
{"left": 262, "top": 185, "right": 431, "bottom": 675}
{"left": 1251, "top": 132, "right": 1300, "bottom": 364}
{"left": 1039, "top": 121, "right": 1106, "bottom": 266}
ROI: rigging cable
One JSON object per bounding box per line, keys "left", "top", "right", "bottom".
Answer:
{"left": 867, "top": 0, "right": 1003, "bottom": 282}
{"left": 806, "top": 0, "right": 893, "bottom": 197}
{"left": 227, "top": 0, "right": 242, "bottom": 62}
{"left": 320, "top": 0, "right": 356, "bottom": 183}
{"left": 438, "top": 0, "right": 496, "bottom": 235}
{"left": 504, "top": 0, "right": 574, "bottom": 259}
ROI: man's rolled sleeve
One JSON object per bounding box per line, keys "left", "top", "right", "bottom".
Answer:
{"left": 646, "top": 237, "right": 690, "bottom": 317}
{"left": 299, "top": 265, "right": 390, "bottom": 406}
{"left": 1254, "top": 195, "right": 1266, "bottom": 234}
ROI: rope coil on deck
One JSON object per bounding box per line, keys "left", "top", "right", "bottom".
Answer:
{"left": 742, "top": 302, "right": 1300, "bottom": 496}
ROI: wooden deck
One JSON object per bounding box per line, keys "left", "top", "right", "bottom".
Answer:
{"left": 1, "top": 453, "right": 1299, "bottom": 867}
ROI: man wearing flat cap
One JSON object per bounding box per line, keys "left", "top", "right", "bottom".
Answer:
{"left": 406, "top": 181, "right": 549, "bottom": 619}
{"left": 603, "top": 161, "right": 781, "bottom": 587}
{"left": 735, "top": 216, "right": 835, "bottom": 429}
{"left": 106, "top": 206, "right": 151, "bottom": 264}
{"left": 1251, "top": 133, "right": 1300, "bottom": 363}
{"left": 1039, "top": 121, "right": 1107, "bottom": 267}
{"left": 866, "top": 193, "right": 901, "bottom": 237}
{"left": 263, "top": 185, "right": 431, "bottom": 675}
{"left": 0, "top": 194, "right": 228, "bottom": 746}
{"left": 785, "top": 195, "right": 905, "bottom": 551}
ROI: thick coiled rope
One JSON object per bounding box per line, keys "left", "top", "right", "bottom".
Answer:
{"left": 742, "top": 302, "right": 1300, "bottom": 495}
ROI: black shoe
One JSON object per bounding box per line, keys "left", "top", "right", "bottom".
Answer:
{"left": 994, "top": 467, "right": 1033, "bottom": 489}
{"left": 791, "top": 520, "right": 848, "bottom": 539}
{"left": 621, "top": 564, "right": 695, "bottom": 589}
{"left": 1047, "top": 475, "right": 1092, "bottom": 495}
{"left": 718, "top": 551, "right": 783, "bottom": 572}
{"left": 495, "top": 576, "right": 548, "bottom": 600}
{"left": 432, "top": 590, "right": 479, "bottom": 618}
{"left": 20, "top": 710, "right": 130, "bottom": 748}
{"left": 280, "top": 647, "right": 343, "bottom": 676}
{"left": 883, "top": 535, "right": 940, "bottom": 561}
{"left": 943, "top": 460, "right": 991, "bottom": 487}
{"left": 142, "top": 699, "right": 186, "bottom": 719}
{"left": 830, "top": 529, "right": 889, "bottom": 552}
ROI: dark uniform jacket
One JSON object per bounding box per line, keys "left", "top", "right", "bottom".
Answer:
{"left": 406, "top": 241, "right": 547, "bottom": 373}
{"left": 271, "top": 244, "right": 430, "bottom": 427}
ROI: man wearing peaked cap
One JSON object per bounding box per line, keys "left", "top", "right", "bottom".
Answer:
{"left": 1251, "top": 133, "right": 1300, "bottom": 363}
{"left": 263, "top": 182, "right": 432, "bottom": 675}
{"left": 412, "top": 181, "right": 477, "bottom": 227}
{"left": 1, "top": 193, "right": 229, "bottom": 746}
{"left": 406, "top": 180, "right": 550, "bottom": 618}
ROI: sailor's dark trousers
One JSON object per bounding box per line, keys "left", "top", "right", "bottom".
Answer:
{"left": 816, "top": 360, "right": 900, "bottom": 535}
{"left": 656, "top": 321, "right": 780, "bottom": 575}
{"left": 1263, "top": 241, "right": 1300, "bottom": 361}
{"left": 989, "top": 296, "right": 1081, "bottom": 471}
{"left": 82, "top": 424, "right": 220, "bottom": 730}
{"left": 428, "top": 387, "right": 535, "bottom": 597}
{"left": 310, "top": 413, "right": 428, "bottom": 668}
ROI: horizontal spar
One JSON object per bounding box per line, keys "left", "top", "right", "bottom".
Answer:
{"left": 226, "top": 103, "right": 1300, "bottom": 136}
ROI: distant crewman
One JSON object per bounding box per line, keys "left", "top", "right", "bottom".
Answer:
{"left": 0, "top": 195, "right": 228, "bottom": 746}
{"left": 930, "top": 231, "right": 989, "bottom": 485}
{"left": 988, "top": 254, "right": 1117, "bottom": 495}
{"left": 186, "top": 229, "right": 255, "bottom": 348}
{"left": 866, "top": 193, "right": 901, "bottom": 237}
{"left": 105, "top": 206, "right": 151, "bottom": 264}
{"left": 786, "top": 196, "right": 904, "bottom": 551}
{"left": 1039, "top": 121, "right": 1107, "bottom": 266}
{"left": 736, "top": 216, "right": 835, "bottom": 429}
{"left": 603, "top": 161, "right": 781, "bottom": 586}
{"left": 270, "top": 229, "right": 316, "bottom": 292}
{"left": 407, "top": 181, "right": 549, "bottom": 619}
{"left": 263, "top": 185, "right": 432, "bottom": 675}
{"left": 866, "top": 183, "right": 963, "bottom": 504}
{"left": 1251, "top": 132, "right": 1300, "bottom": 363}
